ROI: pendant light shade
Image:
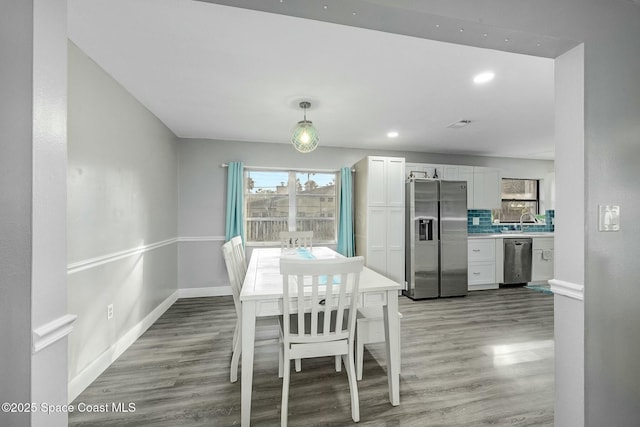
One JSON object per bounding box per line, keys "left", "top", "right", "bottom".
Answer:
{"left": 291, "top": 101, "right": 319, "bottom": 153}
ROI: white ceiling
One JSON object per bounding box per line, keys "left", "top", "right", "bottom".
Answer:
{"left": 68, "top": 0, "right": 557, "bottom": 160}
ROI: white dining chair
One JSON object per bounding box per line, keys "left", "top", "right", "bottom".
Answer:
{"left": 355, "top": 307, "right": 402, "bottom": 380}
{"left": 230, "top": 235, "right": 247, "bottom": 279}
{"left": 279, "top": 230, "right": 313, "bottom": 250}
{"left": 229, "top": 236, "right": 247, "bottom": 352}
{"left": 221, "top": 239, "right": 245, "bottom": 383}
{"left": 278, "top": 256, "right": 364, "bottom": 427}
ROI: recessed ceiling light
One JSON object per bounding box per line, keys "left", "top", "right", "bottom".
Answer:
{"left": 387, "top": 131, "right": 399, "bottom": 138}
{"left": 323, "top": 5, "right": 328, "bottom": 9}
{"left": 473, "top": 71, "right": 495, "bottom": 84}
{"left": 459, "top": 28, "right": 464, "bottom": 32}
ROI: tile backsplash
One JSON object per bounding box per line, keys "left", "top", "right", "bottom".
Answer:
{"left": 467, "top": 209, "right": 555, "bottom": 234}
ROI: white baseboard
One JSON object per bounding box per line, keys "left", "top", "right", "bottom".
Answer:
{"left": 178, "top": 286, "right": 232, "bottom": 298}
{"left": 68, "top": 290, "right": 179, "bottom": 403}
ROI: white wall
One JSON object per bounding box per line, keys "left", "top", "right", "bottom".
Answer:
{"left": 552, "top": 44, "right": 585, "bottom": 427}
{"left": 66, "top": 42, "right": 179, "bottom": 399}
{"left": 177, "top": 138, "right": 553, "bottom": 293}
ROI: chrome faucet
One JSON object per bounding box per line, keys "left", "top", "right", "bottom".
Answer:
{"left": 519, "top": 212, "right": 537, "bottom": 232}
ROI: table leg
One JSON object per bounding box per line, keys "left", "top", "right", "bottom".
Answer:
{"left": 383, "top": 290, "right": 400, "bottom": 406}
{"left": 241, "top": 300, "right": 257, "bottom": 427}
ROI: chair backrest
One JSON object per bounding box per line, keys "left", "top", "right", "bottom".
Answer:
{"left": 230, "top": 235, "right": 247, "bottom": 279}
{"left": 280, "top": 256, "right": 364, "bottom": 345}
{"left": 279, "top": 231, "right": 313, "bottom": 250}
{"left": 221, "top": 240, "right": 243, "bottom": 315}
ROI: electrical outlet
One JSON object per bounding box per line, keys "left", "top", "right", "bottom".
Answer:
{"left": 107, "top": 304, "right": 114, "bottom": 320}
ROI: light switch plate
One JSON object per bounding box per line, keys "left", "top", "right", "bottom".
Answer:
{"left": 472, "top": 217, "right": 480, "bottom": 225}
{"left": 598, "top": 205, "right": 620, "bottom": 232}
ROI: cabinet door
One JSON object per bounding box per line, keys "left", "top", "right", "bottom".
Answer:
{"left": 457, "top": 166, "right": 475, "bottom": 209}
{"left": 386, "top": 207, "right": 405, "bottom": 283}
{"left": 367, "top": 157, "right": 387, "bottom": 206}
{"left": 468, "top": 239, "right": 496, "bottom": 262}
{"left": 386, "top": 158, "right": 405, "bottom": 207}
{"left": 443, "top": 166, "right": 459, "bottom": 180}
{"left": 366, "top": 207, "right": 387, "bottom": 275}
{"left": 473, "top": 167, "right": 501, "bottom": 209}
{"left": 532, "top": 249, "right": 554, "bottom": 281}
{"left": 468, "top": 262, "right": 496, "bottom": 285}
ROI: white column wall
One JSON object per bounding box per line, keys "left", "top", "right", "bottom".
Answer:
{"left": 551, "top": 44, "right": 585, "bottom": 427}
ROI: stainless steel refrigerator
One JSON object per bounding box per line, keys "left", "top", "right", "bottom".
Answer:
{"left": 404, "top": 179, "right": 468, "bottom": 299}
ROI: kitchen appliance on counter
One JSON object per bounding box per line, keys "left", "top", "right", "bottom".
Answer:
{"left": 404, "top": 179, "right": 468, "bottom": 299}
{"left": 502, "top": 238, "right": 533, "bottom": 284}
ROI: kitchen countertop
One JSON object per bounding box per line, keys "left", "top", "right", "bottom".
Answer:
{"left": 468, "top": 232, "right": 555, "bottom": 239}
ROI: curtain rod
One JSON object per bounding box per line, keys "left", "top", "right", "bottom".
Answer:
{"left": 220, "top": 163, "right": 355, "bottom": 173}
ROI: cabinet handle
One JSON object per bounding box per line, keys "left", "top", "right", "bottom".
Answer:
{"left": 472, "top": 249, "right": 480, "bottom": 252}
{"left": 472, "top": 272, "right": 481, "bottom": 275}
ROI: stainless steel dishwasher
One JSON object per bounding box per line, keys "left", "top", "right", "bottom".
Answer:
{"left": 503, "top": 238, "right": 533, "bottom": 284}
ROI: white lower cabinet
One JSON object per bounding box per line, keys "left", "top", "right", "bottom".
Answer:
{"left": 532, "top": 237, "right": 554, "bottom": 282}
{"left": 468, "top": 239, "right": 498, "bottom": 290}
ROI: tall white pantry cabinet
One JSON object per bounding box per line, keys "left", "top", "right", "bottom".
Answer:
{"left": 354, "top": 156, "right": 405, "bottom": 285}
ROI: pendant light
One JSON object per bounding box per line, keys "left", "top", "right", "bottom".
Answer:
{"left": 291, "top": 101, "right": 319, "bottom": 153}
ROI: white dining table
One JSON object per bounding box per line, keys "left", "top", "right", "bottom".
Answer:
{"left": 240, "top": 246, "right": 401, "bottom": 426}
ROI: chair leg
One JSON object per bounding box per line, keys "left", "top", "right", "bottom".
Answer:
{"left": 230, "top": 325, "right": 241, "bottom": 383}
{"left": 335, "top": 355, "right": 341, "bottom": 372}
{"left": 232, "top": 319, "right": 239, "bottom": 350}
{"left": 281, "top": 357, "right": 291, "bottom": 427}
{"left": 356, "top": 336, "right": 364, "bottom": 380}
{"left": 343, "top": 353, "right": 360, "bottom": 422}
{"left": 295, "top": 358, "right": 301, "bottom": 372}
{"left": 278, "top": 342, "right": 284, "bottom": 378}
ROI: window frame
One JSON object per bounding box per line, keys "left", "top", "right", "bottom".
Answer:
{"left": 493, "top": 178, "right": 540, "bottom": 224}
{"left": 243, "top": 169, "right": 339, "bottom": 246}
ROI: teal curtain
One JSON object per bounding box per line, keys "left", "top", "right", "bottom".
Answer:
{"left": 336, "top": 166, "right": 355, "bottom": 257}
{"left": 225, "top": 162, "right": 244, "bottom": 242}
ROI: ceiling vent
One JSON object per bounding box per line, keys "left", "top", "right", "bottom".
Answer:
{"left": 447, "top": 119, "right": 472, "bottom": 129}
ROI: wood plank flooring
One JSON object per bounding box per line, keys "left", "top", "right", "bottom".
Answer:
{"left": 69, "top": 286, "right": 554, "bottom": 426}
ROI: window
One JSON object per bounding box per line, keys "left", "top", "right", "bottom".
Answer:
{"left": 244, "top": 170, "right": 337, "bottom": 243}
{"left": 492, "top": 178, "right": 539, "bottom": 222}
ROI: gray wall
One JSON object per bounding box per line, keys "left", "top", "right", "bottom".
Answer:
{"left": 67, "top": 42, "right": 179, "bottom": 388}
{"left": 177, "top": 138, "right": 553, "bottom": 291}
{"left": 0, "top": 2, "right": 35, "bottom": 426}
{"left": 2, "top": 1, "right": 69, "bottom": 426}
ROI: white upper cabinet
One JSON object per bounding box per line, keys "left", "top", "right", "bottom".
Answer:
{"left": 362, "top": 156, "right": 405, "bottom": 207}
{"left": 407, "top": 162, "right": 501, "bottom": 209}
{"left": 387, "top": 158, "right": 406, "bottom": 207}
{"left": 443, "top": 165, "right": 474, "bottom": 207}
{"left": 473, "top": 167, "right": 502, "bottom": 210}
{"left": 544, "top": 172, "right": 556, "bottom": 211}
{"left": 366, "top": 157, "right": 387, "bottom": 206}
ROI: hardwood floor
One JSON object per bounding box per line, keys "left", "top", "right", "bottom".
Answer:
{"left": 69, "top": 287, "right": 554, "bottom": 426}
